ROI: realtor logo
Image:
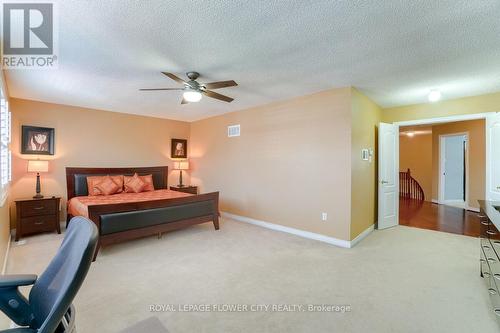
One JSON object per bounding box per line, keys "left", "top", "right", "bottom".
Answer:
{"left": 1, "top": 2, "right": 58, "bottom": 68}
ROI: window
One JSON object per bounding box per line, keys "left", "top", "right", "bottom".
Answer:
{"left": 0, "top": 89, "right": 11, "bottom": 204}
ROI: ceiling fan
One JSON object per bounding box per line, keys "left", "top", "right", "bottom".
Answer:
{"left": 140, "top": 71, "right": 237, "bottom": 104}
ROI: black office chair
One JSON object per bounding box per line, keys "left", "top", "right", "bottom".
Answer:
{"left": 0, "top": 216, "right": 98, "bottom": 333}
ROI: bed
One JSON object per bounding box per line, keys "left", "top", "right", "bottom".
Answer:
{"left": 66, "top": 166, "right": 219, "bottom": 260}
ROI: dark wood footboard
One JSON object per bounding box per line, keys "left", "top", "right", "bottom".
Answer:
{"left": 85, "top": 192, "right": 219, "bottom": 260}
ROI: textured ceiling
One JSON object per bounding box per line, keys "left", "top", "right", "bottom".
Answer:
{"left": 4, "top": 0, "right": 500, "bottom": 121}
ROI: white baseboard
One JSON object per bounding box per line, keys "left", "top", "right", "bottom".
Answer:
{"left": 350, "top": 224, "right": 375, "bottom": 247}
{"left": 2, "top": 233, "right": 11, "bottom": 275}
{"left": 467, "top": 206, "right": 480, "bottom": 213}
{"left": 221, "top": 212, "right": 374, "bottom": 248}
{"left": 431, "top": 199, "right": 480, "bottom": 212}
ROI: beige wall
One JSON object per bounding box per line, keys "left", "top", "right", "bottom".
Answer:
{"left": 190, "top": 88, "right": 353, "bottom": 241}
{"left": 399, "top": 133, "right": 433, "bottom": 201}
{"left": 10, "top": 88, "right": 380, "bottom": 243}
{"left": 382, "top": 91, "right": 500, "bottom": 123}
{"left": 431, "top": 120, "right": 485, "bottom": 208}
{"left": 350, "top": 88, "right": 381, "bottom": 239}
{"left": 9, "top": 98, "right": 190, "bottom": 227}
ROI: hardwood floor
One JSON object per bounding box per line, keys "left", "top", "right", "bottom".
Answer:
{"left": 399, "top": 198, "right": 480, "bottom": 237}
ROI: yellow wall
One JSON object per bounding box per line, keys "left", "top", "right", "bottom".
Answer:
{"left": 190, "top": 88, "right": 353, "bottom": 241}
{"left": 350, "top": 88, "right": 381, "bottom": 239}
{"left": 399, "top": 132, "right": 433, "bottom": 201}
{"left": 9, "top": 98, "right": 190, "bottom": 227}
{"left": 382, "top": 91, "right": 500, "bottom": 123}
{"left": 431, "top": 120, "right": 485, "bottom": 208}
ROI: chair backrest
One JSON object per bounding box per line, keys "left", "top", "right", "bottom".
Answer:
{"left": 29, "top": 217, "right": 98, "bottom": 332}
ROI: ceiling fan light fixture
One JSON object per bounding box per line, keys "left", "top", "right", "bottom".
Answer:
{"left": 140, "top": 72, "right": 236, "bottom": 104}
{"left": 183, "top": 89, "right": 202, "bottom": 103}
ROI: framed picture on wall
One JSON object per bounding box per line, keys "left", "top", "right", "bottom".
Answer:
{"left": 21, "top": 125, "right": 55, "bottom": 155}
{"left": 171, "top": 138, "right": 187, "bottom": 158}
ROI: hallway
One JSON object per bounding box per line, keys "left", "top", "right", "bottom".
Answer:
{"left": 399, "top": 198, "right": 480, "bottom": 237}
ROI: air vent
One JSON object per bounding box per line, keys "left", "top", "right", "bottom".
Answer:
{"left": 228, "top": 124, "right": 240, "bottom": 137}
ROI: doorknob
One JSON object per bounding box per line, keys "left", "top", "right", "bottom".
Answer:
{"left": 497, "top": 186, "right": 500, "bottom": 190}
{"left": 381, "top": 180, "right": 389, "bottom": 184}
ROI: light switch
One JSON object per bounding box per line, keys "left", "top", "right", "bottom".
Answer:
{"left": 361, "top": 149, "right": 369, "bottom": 161}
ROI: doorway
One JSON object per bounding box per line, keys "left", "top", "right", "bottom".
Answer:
{"left": 439, "top": 133, "right": 468, "bottom": 208}
{"left": 378, "top": 112, "right": 500, "bottom": 235}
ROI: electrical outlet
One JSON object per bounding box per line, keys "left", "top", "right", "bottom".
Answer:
{"left": 321, "top": 212, "right": 328, "bottom": 221}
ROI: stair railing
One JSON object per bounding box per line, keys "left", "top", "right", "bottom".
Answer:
{"left": 399, "top": 168, "right": 425, "bottom": 201}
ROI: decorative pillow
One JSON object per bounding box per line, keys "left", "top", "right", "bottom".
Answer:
{"left": 86, "top": 176, "right": 106, "bottom": 196}
{"left": 95, "top": 175, "right": 121, "bottom": 195}
{"left": 112, "top": 175, "right": 124, "bottom": 193}
{"left": 124, "top": 173, "right": 147, "bottom": 193}
{"left": 87, "top": 175, "right": 124, "bottom": 196}
{"left": 140, "top": 174, "right": 155, "bottom": 191}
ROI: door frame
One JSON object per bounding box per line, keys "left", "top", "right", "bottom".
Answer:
{"left": 438, "top": 132, "right": 469, "bottom": 208}
{"left": 485, "top": 113, "right": 500, "bottom": 201}
{"left": 383, "top": 112, "right": 492, "bottom": 223}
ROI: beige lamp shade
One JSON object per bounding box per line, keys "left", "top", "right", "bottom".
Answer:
{"left": 173, "top": 161, "right": 189, "bottom": 170}
{"left": 27, "top": 160, "right": 49, "bottom": 173}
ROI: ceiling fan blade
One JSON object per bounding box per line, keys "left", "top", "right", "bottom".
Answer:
{"left": 162, "top": 72, "right": 186, "bottom": 85}
{"left": 203, "top": 90, "right": 234, "bottom": 102}
{"left": 139, "top": 88, "right": 184, "bottom": 91}
{"left": 203, "top": 80, "right": 238, "bottom": 89}
{"left": 181, "top": 97, "right": 188, "bottom": 104}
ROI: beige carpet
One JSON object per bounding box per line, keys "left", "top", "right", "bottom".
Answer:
{"left": 3, "top": 218, "right": 499, "bottom": 333}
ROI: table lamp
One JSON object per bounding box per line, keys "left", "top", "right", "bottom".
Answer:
{"left": 27, "top": 160, "right": 49, "bottom": 198}
{"left": 173, "top": 160, "right": 189, "bottom": 187}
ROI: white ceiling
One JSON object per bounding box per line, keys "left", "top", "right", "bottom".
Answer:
{"left": 5, "top": 0, "right": 500, "bottom": 121}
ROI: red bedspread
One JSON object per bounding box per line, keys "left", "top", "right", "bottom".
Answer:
{"left": 68, "top": 189, "right": 193, "bottom": 218}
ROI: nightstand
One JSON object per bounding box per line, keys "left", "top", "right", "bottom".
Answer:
{"left": 15, "top": 197, "right": 61, "bottom": 241}
{"left": 170, "top": 186, "right": 198, "bottom": 195}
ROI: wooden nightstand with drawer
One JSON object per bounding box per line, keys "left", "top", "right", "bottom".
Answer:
{"left": 15, "top": 197, "right": 61, "bottom": 241}
{"left": 170, "top": 186, "right": 198, "bottom": 195}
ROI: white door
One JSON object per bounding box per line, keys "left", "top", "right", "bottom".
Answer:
{"left": 378, "top": 122, "right": 399, "bottom": 229}
{"left": 439, "top": 134, "right": 467, "bottom": 206}
{"left": 486, "top": 112, "right": 500, "bottom": 201}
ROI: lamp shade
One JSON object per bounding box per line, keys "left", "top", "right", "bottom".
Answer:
{"left": 27, "top": 160, "right": 49, "bottom": 173}
{"left": 173, "top": 161, "right": 189, "bottom": 170}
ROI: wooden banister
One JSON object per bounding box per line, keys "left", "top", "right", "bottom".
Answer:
{"left": 399, "top": 168, "right": 425, "bottom": 201}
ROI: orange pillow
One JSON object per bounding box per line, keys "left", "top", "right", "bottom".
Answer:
{"left": 140, "top": 174, "right": 155, "bottom": 191}
{"left": 87, "top": 176, "right": 105, "bottom": 196}
{"left": 112, "top": 175, "right": 124, "bottom": 193}
{"left": 87, "top": 175, "right": 124, "bottom": 196}
{"left": 124, "top": 173, "right": 146, "bottom": 193}
{"left": 95, "top": 175, "right": 120, "bottom": 195}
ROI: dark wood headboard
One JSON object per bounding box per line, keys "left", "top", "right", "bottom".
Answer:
{"left": 66, "top": 166, "right": 168, "bottom": 200}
